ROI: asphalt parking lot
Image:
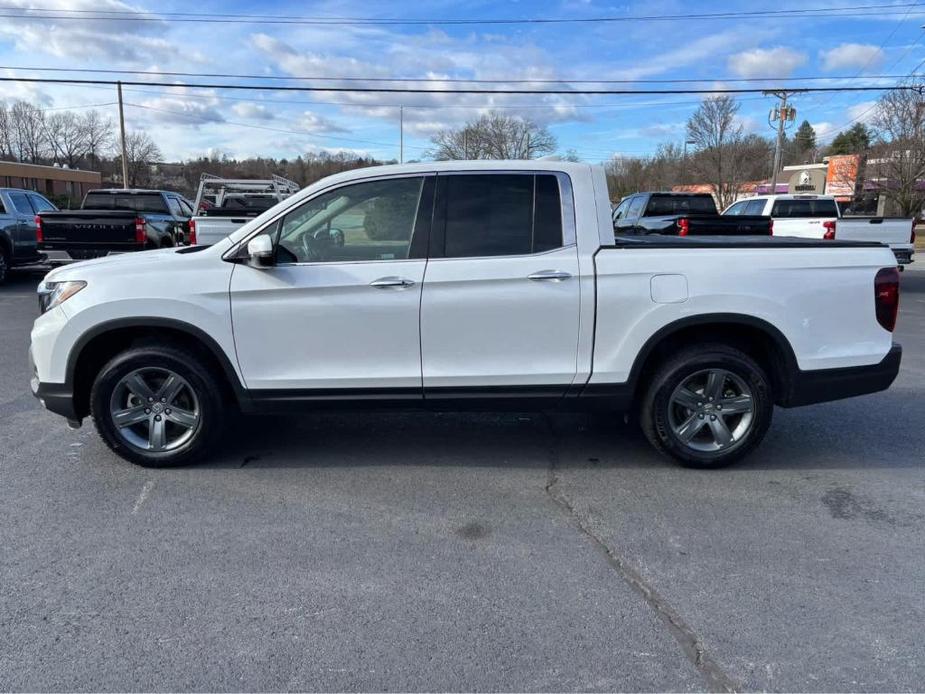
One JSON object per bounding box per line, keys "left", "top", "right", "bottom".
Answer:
{"left": 1, "top": 266, "right": 923, "bottom": 692}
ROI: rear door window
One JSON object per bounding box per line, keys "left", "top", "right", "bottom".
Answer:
{"left": 745, "top": 199, "right": 767, "bottom": 215}
{"left": 771, "top": 198, "right": 839, "bottom": 218}
{"left": 7, "top": 191, "right": 34, "bottom": 215}
{"left": 439, "top": 174, "right": 563, "bottom": 257}
{"left": 626, "top": 196, "right": 646, "bottom": 219}
{"left": 724, "top": 201, "right": 747, "bottom": 216}
{"left": 27, "top": 194, "right": 56, "bottom": 213}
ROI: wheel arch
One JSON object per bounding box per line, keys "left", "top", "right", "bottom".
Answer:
{"left": 67, "top": 317, "right": 249, "bottom": 418}
{"left": 623, "top": 313, "right": 799, "bottom": 407}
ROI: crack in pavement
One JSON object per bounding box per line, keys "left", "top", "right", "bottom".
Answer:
{"left": 542, "top": 415, "right": 740, "bottom": 693}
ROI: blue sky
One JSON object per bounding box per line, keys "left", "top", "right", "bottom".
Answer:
{"left": 1, "top": 0, "right": 923, "bottom": 162}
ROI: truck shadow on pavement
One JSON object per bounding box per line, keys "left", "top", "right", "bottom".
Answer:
{"left": 201, "top": 385, "right": 924, "bottom": 472}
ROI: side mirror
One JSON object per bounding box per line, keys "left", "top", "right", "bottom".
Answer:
{"left": 246, "top": 235, "right": 275, "bottom": 267}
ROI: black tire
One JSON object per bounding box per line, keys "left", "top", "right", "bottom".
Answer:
{"left": 639, "top": 343, "right": 773, "bottom": 469}
{"left": 90, "top": 343, "right": 226, "bottom": 467}
{"left": 0, "top": 245, "right": 9, "bottom": 285}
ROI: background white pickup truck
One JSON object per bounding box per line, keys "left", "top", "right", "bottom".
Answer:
{"left": 30, "top": 161, "right": 902, "bottom": 470}
{"left": 724, "top": 194, "right": 915, "bottom": 265}
{"left": 190, "top": 174, "right": 299, "bottom": 247}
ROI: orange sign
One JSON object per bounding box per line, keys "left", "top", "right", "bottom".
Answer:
{"left": 826, "top": 154, "right": 860, "bottom": 197}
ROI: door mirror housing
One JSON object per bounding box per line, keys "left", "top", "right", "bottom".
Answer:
{"left": 246, "top": 234, "right": 275, "bottom": 267}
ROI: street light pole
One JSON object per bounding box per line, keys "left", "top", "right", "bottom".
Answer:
{"left": 399, "top": 105, "right": 404, "bottom": 164}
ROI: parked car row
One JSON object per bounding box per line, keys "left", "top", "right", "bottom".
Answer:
{"left": 0, "top": 173, "right": 300, "bottom": 283}
{"left": 611, "top": 191, "right": 915, "bottom": 266}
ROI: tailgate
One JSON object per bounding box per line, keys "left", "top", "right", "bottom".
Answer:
{"left": 38, "top": 212, "right": 139, "bottom": 249}
{"left": 193, "top": 216, "right": 250, "bottom": 245}
{"left": 836, "top": 217, "right": 914, "bottom": 244}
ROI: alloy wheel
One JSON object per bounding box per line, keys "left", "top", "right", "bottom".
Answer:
{"left": 109, "top": 367, "right": 201, "bottom": 452}
{"left": 666, "top": 368, "right": 755, "bottom": 453}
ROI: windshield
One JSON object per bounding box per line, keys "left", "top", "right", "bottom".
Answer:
{"left": 83, "top": 193, "right": 168, "bottom": 213}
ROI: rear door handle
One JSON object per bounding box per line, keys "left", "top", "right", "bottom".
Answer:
{"left": 370, "top": 276, "right": 415, "bottom": 288}
{"left": 527, "top": 270, "right": 572, "bottom": 282}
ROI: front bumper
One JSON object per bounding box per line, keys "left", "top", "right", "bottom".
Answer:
{"left": 30, "top": 344, "right": 81, "bottom": 425}
{"left": 781, "top": 343, "right": 902, "bottom": 407}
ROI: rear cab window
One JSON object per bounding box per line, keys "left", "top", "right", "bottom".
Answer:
{"left": 644, "top": 195, "right": 717, "bottom": 216}
{"left": 771, "top": 198, "right": 839, "bottom": 218}
{"left": 436, "top": 173, "right": 564, "bottom": 257}
{"left": 83, "top": 192, "right": 170, "bottom": 214}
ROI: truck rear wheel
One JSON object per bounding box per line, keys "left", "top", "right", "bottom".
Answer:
{"left": 89, "top": 344, "right": 225, "bottom": 467}
{"left": 640, "top": 344, "right": 773, "bottom": 468}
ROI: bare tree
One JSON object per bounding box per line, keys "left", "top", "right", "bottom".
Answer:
{"left": 8, "top": 101, "right": 48, "bottom": 163}
{"left": 686, "top": 95, "right": 748, "bottom": 209}
{"left": 0, "top": 104, "right": 14, "bottom": 160}
{"left": 431, "top": 111, "right": 556, "bottom": 160}
{"left": 869, "top": 83, "right": 925, "bottom": 216}
{"left": 81, "top": 110, "right": 113, "bottom": 169}
{"left": 114, "top": 130, "right": 162, "bottom": 187}
{"left": 45, "top": 111, "right": 90, "bottom": 168}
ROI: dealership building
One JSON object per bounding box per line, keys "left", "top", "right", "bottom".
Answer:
{"left": 0, "top": 160, "right": 102, "bottom": 201}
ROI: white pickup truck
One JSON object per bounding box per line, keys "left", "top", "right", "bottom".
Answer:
{"left": 724, "top": 194, "right": 915, "bottom": 266}
{"left": 30, "top": 161, "right": 902, "bottom": 470}
{"left": 190, "top": 174, "right": 299, "bottom": 247}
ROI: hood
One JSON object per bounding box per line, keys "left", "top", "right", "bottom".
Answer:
{"left": 43, "top": 239, "right": 232, "bottom": 282}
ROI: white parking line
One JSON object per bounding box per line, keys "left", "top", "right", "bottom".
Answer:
{"left": 131, "top": 480, "right": 155, "bottom": 515}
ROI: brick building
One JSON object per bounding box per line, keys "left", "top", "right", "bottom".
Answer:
{"left": 0, "top": 160, "right": 102, "bottom": 203}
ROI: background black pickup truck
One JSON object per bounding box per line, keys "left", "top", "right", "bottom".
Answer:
{"left": 37, "top": 189, "right": 194, "bottom": 265}
{"left": 612, "top": 192, "right": 772, "bottom": 236}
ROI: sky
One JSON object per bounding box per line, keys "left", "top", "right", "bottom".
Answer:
{"left": 0, "top": 0, "right": 924, "bottom": 164}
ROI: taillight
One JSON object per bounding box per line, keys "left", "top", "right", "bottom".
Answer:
{"left": 188, "top": 218, "right": 197, "bottom": 245}
{"left": 823, "top": 219, "right": 836, "bottom": 240}
{"left": 911, "top": 221, "right": 916, "bottom": 244}
{"left": 874, "top": 267, "right": 900, "bottom": 332}
{"left": 35, "top": 215, "right": 43, "bottom": 244}
{"left": 768, "top": 218, "right": 773, "bottom": 236}
{"left": 678, "top": 218, "right": 690, "bottom": 236}
{"left": 134, "top": 217, "right": 146, "bottom": 245}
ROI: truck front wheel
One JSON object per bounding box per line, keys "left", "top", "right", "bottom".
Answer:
{"left": 89, "top": 344, "right": 225, "bottom": 467}
{"left": 640, "top": 344, "right": 773, "bottom": 468}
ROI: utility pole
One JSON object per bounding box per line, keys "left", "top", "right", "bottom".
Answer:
{"left": 765, "top": 90, "right": 796, "bottom": 193}
{"left": 117, "top": 81, "right": 129, "bottom": 189}
{"left": 399, "top": 105, "right": 404, "bottom": 164}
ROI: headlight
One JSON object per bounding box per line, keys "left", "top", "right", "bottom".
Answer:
{"left": 38, "top": 280, "right": 86, "bottom": 314}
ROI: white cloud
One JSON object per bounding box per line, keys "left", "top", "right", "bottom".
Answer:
{"left": 811, "top": 121, "right": 835, "bottom": 138}
{"left": 0, "top": 0, "right": 175, "bottom": 63}
{"left": 847, "top": 101, "right": 878, "bottom": 124}
{"left": 728, "top": 47, "right": 807, "bottom": 79}
{"left": 820, "top": 44, "right": 884, "bottom": 72}
{"left": 298, "top": 111, "right": 348, "bottom": 134}
{"left": 231, "top": 103, "right": 275, "bottom": 121}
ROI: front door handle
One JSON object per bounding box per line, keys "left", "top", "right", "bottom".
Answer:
{"left": 527, "top": 270, "right": 572, "bottom": 282}
{"left": 370, "top": 276, "right": 415, "bottom": 289}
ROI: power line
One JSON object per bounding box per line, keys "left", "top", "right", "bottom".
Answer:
{"left": 0, "top": 2, "right": 920, "bottom": 25}
{"left": 0, "top": 64, "right": 916, "bottom": 85}
{"left": 0, "top": 75, "right": 916, "bottom": 95}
